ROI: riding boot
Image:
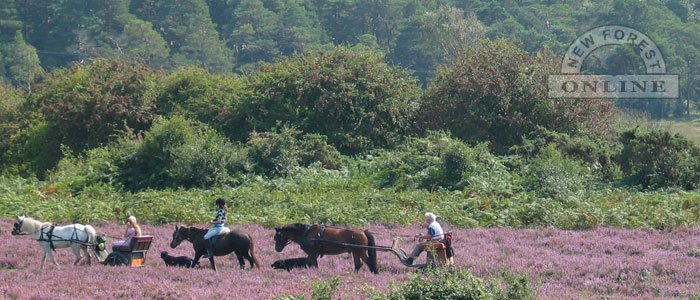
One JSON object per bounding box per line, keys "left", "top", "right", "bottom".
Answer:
{"left": 202, "top": 239, "right": 214, "bottom": 259}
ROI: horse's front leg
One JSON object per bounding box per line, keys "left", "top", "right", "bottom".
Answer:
{"left": 307, "top": 254, "right": 319, "bottom": 268}
{"left": 192, "top": 251, "right": 203, "bottom": 267}
{"left": 72, "top": 246, "right": 82, "bottom": 265}
{"left": 47, "top": 250, "right": 59, "bottom": 267}
{"left": 40, "top": 252, "right": 47, "bottom": 270}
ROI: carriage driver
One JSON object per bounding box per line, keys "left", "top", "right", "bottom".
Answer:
{"left": 402, "top": 212, "right": 444, "bottom": 266}
{"left": 202, "top": 198, "right": 228, "bottom": 258}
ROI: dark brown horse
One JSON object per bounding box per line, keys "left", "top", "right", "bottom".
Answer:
{"left": 170, "top": 225, "right": 261, "bottom": 271}
{"left": 274, "top": 223, "right": 378, "bottom": 274}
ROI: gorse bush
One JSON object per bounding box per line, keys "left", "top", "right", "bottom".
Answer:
{"left": 618, "top": 128, "right": 700, "bottom": 190}
{"left": 421, "top": 39, "right": 615, "bottom": 153}
{"left": 372, "top": 267, "right": 535, "bottom": 300}
{"left": 117, "top": 116, "right": 247, "bottom": 191}
{"left": 244, "top": 46, "right": 422, "bottom": 154}
{"left": 512, "top": 127, "right": 622, "bottom": 182}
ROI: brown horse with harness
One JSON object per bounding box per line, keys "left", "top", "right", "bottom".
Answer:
{"left": 274, "top": 223, "right": 379, "bottom": 274}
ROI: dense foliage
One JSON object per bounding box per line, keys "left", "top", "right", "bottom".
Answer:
{"left": 0, "top": 42, "right": 698, "bottom": 229}
{"left": 2, "top": 0, "right": 700, "bottom": 117}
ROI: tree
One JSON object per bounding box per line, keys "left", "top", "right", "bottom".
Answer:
{"left": 132, "top": 0, "right": 234, "bottom": 72}
{"left": 420, "top": 5, "right": 486, "bottom": 65}
{"left": 117, "top": 18, "right": 169, "bottom": 67}
{"left": 422, "top": 39, "right": 615, "bottom": 152}
{"left": 25, "top": 58, "right": 158, "bottom": 173}
{"left": 0, "top": 0, "right": 41, "bottom": 88}
{"left": 241, "top": 46, "right": 423, "bottom": 153}
{"left": 228, "top": 0, "right": 280, "bottom": 69}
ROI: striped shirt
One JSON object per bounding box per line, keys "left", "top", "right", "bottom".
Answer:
{"left": 214, "top": 209, "right": 226, "bottom": 228}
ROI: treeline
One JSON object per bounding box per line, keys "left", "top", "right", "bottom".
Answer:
{"left": 1, "top": 42, "right": 698, "bottom": 192}
{"left": 1, "top": 0, "right": 700, "bottom": 117}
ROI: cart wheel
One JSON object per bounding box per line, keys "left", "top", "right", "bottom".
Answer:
{"left": 105, "top": 253, "right": 129, "bottom": 266}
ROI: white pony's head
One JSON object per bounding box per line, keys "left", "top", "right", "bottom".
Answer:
{"left": 11, "top": 216, "right": 45, "bottom": 236}
{"left": 11, "top": 215, "right": 26, "bottom": 235}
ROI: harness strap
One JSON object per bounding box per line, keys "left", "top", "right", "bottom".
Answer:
{"left": 48, "top": 225, "right": 56, "bottom": 251}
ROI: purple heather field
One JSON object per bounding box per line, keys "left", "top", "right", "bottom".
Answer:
{"left": 2, "top": 218, "right": 700, "bottom": 300}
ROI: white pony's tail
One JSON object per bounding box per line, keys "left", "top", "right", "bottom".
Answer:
{"left": 84, "top": 225, "right": 97, "bottom": 245}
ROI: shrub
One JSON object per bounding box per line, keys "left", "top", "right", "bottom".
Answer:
{"left": 520, "top": 144, "right": 596, "bottom": 201}
{"left": 422, "top": 39, "right": 614, "bottom": 152}
{"left": 246, "top": 127, "right": 346, "bottom": 177}
{"left": 618, "top": 129, "right": 700, "bottom": 190}
{"left": 511, "top": 127, "right": 622, "bottom": 181}
{"left": 23, "top": 58, "right": 158, "bottom": 173}
{"left": 372, "top": 267, "right": 534, "bottom": 300}
{"left": 368, "top": 132, "right": 516, "bottom": 193}
{"left": 117, "top": 116, "right": 247, "bottom": 191}
{"left": 246, "top": 127, "right": 301, "bottom": 177}
{"left": 155, "top": 67, "right": 252, "bottom": 139}
{"left": 242, "top": 46, "right": 422, "bottom": 154}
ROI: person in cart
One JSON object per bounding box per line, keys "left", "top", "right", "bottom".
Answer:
{"left": 112, "top": 216, "right": 141, "bottom": 249}
{"left": 402, "top": 212, "right": 443, "bottom": 266}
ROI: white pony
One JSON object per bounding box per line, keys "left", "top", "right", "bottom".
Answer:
{"left": 11, "top": 216, "right": 108, "bottom": 269}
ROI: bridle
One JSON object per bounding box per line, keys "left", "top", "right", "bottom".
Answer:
{"left": 275, "top": 231, "right": 292, "bottom": 248}
{"left": 12, "top": 218, "right": 26, "bottom": 235}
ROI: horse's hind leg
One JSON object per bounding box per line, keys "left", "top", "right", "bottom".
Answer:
{"left": 352, "top": 251, "right": 363, "bottom": 273}
{"left": 243, "top": 253, "right": 255, "bottom": 269}
{"left": 208, "top": 257, "right": 216, "bottom": 271}
{"left": 359, "top": 251, "right": 377, "bottom": 273}
{"left": 83, "top": 246, "right": 92, "bottom": 265}
{"left": 236, "top": 253, "right": 246, "bottom": 269}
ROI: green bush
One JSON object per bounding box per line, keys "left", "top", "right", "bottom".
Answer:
{"left": 511, "top": 127, "right": 622, "bottom": 181}
{"left": 372, "top": 268, "right": 534, "bottom": 300}
{"left": 155, "top": 67, "right": 252, "bottom": 140}
{"left": 246, "top": 126, "right": 346, "bottom": 177}
{"left": 242, "top": 46, "right": 422, "bottom": 154}
{"left": 17, "top": 58, "right": 158, "bottom": 175}
{"left": 117, "top": 116, "right": 247, "bottom": 191}
{"left": 422, "top": 39, "right": 615, "bottom": 153}
{"left": 618, "top": 129, "right": 700, "bottom": 190}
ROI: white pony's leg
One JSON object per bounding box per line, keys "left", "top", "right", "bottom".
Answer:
{"left": 40, "top": 252, "right": 47, "bottom": 270}
{"left": 72, "top": 245, "right": 82, "bottom": 265}
{"left": 83, "top": 246, "right": 92, "bottom": 265}
{"left": 47, "top": 249, "right": 59, "bottom": 267}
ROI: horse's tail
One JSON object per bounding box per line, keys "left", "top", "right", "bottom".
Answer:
{"left": 364, "top": 230, "right": 379, "bottom": 274}
{"left": 248, "top": 234, "right": 261, "bottom": 268}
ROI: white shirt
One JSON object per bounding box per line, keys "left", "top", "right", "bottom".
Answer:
{"left": 427, "top": 221, "right": 444, "bottom": 240}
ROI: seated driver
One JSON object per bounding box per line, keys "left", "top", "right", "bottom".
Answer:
{"left": 402, "top": 212, "right": 443, "bottom": 266}
{"left": 112, "top": 216, "right": 141, "bottom": 249}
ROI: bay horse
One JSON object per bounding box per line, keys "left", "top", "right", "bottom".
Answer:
{"left": 11, "top": 216, "right": 108, "bottom": 269}
{"left": 170, "top": 225, "right": 260, "bottom": 271}
{"left": 274, "top": 223, "right": 378, "bottom": 274}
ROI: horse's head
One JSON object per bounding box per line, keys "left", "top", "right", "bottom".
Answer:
{"left": 274, "top": 227, "right": 290, "bottom": 252}
{"left": 11, "top": 216, "right": 25, "bottom": 235}
{"left": 170, "top": 225, "right": 185, "bottom": 248}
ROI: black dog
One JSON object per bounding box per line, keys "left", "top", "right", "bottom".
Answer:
{"left": 271, "top": 257, "right": 311, "bottom": 271}
{"left": 161, "top": 251, "right": 197, "bottom": 268}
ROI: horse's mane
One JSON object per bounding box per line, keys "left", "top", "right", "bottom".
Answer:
{"left": 19, "top": 216, "right": 51, "bottom": 235}
{"left": 280, "top": 223, "right": 310, "bottom": 236}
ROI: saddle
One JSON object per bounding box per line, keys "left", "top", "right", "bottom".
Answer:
{"left": 210, "top": 227, "right": 230, "bottom": 246}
